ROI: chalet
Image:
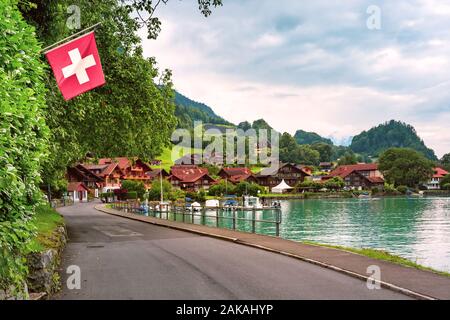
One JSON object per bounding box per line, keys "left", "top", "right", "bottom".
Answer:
{"left": 218, "top": 167, "right": 257, "bottom": 184}
{"left": 83, "top": 162, "right": 123, "bottom": 193}
{"left": 323, "top": 163, "right": 384, "bottom": 189}
{"left": 67, "top": 182, "right": 89, "bottom": 203}
{"left": 256, "top": 163, "right": 310, "bottom": 191}
{"left": 426, "top": 167, "right": 449, "bottom": 190}
{"left": 66, "top": 164, "right": 103, "bottom": 197}
{"left": 168, "top": 165, "right": 216, "bottom": 191}
{"left": 319, "top": 162, "right": 334, "bottom": 172}
{"left": 82, "top": 157, "right": 153, "bottom": 192}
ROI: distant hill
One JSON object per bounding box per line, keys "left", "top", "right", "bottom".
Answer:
{"left": 174, "top": 91, "right": 234, "bottom": 129}
{"left": 294, "top": 130, "right": 334, "bottom": 145}
{"left": 350, "top": 120, "right": 437, "bottom": 160}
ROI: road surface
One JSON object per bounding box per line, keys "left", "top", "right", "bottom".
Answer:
{"left": 54, "top": 202, "right": 411, "bottom": 300}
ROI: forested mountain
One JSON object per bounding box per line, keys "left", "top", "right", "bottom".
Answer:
{"left": 294, "top": 130, "right": 334, "bottom": 145}
{"left": 350, "top": 120, "right": 437, "bottom": 160}
{"left": 174, "top": 91, "right": 234, "bottom": 129}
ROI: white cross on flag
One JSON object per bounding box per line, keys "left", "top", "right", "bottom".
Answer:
{"left": 45, "top": 31, "right": 105, "bottom": 101}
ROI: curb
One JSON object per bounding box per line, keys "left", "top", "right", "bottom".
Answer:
{"left": 95, "top": 205, "right": 436, "bottom": 300}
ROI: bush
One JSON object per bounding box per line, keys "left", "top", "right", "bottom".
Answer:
{"left": 384, "top": 183, "right": 398, "bottom": 194}
{"left": 126, "top": 191, "right": 138, "bottom": 200}
{"left": 121, "top": 180, "right": 146, "bottom": 199}
{"left": 371, "top": 187, "right": 380, "bottom": 195}
{"left": 0, "top": 0, "right": 49, "bottom": 295}
{"left": 208, "top": 180, "right": 236, "bottom": 196}
{"left": 397, "top": 185, "right": 408, "bottom": 194}
{"left": 442, "top": 183, "right": 450, "bottom": 191}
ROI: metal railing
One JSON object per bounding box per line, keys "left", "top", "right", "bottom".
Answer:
{"left": 110, "top": 201, "right": 282, "bottom": 237}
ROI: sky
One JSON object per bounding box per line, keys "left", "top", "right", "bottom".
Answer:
{"left": 141, "top": 0, "right": 450, "bottom": 158}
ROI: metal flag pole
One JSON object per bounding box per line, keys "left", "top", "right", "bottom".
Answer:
{"left": 41, "top": 22, "right": 102, "bottom": 54}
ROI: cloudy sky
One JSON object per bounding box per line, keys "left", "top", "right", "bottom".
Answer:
{"left": 141, "top": 0, "right": 450, "bottom": 157}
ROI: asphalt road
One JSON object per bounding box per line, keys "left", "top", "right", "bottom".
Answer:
{"left": 54, "top": 202, "right": 411, "bottom": 300}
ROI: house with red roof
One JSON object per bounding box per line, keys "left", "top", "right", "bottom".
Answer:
{"left": 67, "top": 164, "right": 103, "bottom": 197}
{"left": 168, "top": 165, "right": 216, "bottom": 191}
{"left": 67, "top": 182, "right": 89, "bottom": 202}
{"left": 322, "top": 163, "right": 384, "bottom": 189}
{"left": 218, "top": 167, "right": 257, "bottom": 184}
{"left": 426, "top": 167, "right": 449, "bottom": 190}
{"left": 73, "top": 157, "right": 155, "bottom": 194}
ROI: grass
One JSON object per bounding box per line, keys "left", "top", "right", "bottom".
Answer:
{"left": 152, "top": 146, "right": 204, "bottom": 172}
{"left": 303, "top": 241, "right": 450, "bottom": 278}
{"left": 28, "top": 205, "right": 65, "bottom": 252}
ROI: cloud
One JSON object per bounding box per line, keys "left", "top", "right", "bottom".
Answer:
{"left": 142, "top": 0, "right": 450, "bottom": 157}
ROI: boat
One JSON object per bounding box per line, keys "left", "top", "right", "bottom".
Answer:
{"left": 190, "top": 202, "right": 201, "bottom": 212}
{"left": 205, "top": 199, "right": 220, "bottom": 208}
{"left": 243, "top": 196, "right": 263, "bottom": 209}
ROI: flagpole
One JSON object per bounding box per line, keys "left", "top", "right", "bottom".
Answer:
{"left": 41, "top": 22, "right": 102, "bottom": 54}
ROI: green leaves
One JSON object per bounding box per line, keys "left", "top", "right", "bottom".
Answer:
{"left": 378, "top": 148, "right": 434, "bottom": 187}
{"left": 0, "top": 0, "right": 48, "bottom": 294}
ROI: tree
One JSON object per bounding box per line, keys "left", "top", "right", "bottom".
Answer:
{"left": 234, "top": 182, "right": 264, "bottom": 197}
{"left": 378, "top": 148, "right": 434, "bottom": 187}
{"left": 148, "top": 179, "right": 172, "bottom": 201}
{"left": 121, "top": 180, "right": 146, "bottom": 199}
{"left": 0, "top": 0, "right": 49, "bottom": 295}
{"left": 311, "top": 142, "right": 333, "bottom": 162}
{"left": 324, "top": 177, "right": 345, "bottom": 190}
{"left": 440, "top": 174, "right": 450, "bottom": 189}
{"left": 129, "top": 0, "right": 223, "bottom": 39}
{"left": 338, "top": 152, "right": 358, "bottom": 165}
{"left": 208, "top": 180, "right": 236, "bottom": 196}
{"left": 441, "top": 153, "right": 450, "bottom": 171}
{"left": 22, "top": 0, "right": 200, "bottom": 189}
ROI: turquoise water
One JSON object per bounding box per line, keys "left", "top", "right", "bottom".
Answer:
{"left": 167, "top": 197, "right": 450, "bottom": 272}
{"left": 265, "top": 197, "right": 450, "bottom": 273}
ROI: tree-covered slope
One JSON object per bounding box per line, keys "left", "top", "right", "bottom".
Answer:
{"left": 174, "top": 90, "right": 233, "bottom": 129}
{"left": 294, "top": 130, "right": 334, "bottom": 145}
{"left": 350, "top": 120, "right": 437, "bottom": 160}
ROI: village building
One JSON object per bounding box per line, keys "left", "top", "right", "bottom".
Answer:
{"left": 67, "top": 182, "right": 89, "bottom": 203}
{"left": 256, "top": 163, "right": 310, "bottom": 191}
{"left": 322, "top": 163, "right": 384, "bottom": 189}
{"left": 319, "top": 162, "right": 334, "bottom": 172}
{"left": 66, "top": 164, "right": 103, "bottom": 197}
{"left": 218, "top": 167, "right": 257, "bottom": 184}
{"left": 168, "top": 165, "right": 216, "bottom": 191}
{"left": 426, "top": 167, "right": 449, "bottom": 190}
{"left": 70, "top": 157, "right": 155, "bottom": 195}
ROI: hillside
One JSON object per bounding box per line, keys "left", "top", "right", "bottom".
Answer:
{"left": 350, "top": 120, "right": 437, "bottom": 160}
{"left": 294, "top": 130, "right": 334, "bottom": 145}
{"left": 174, "top": 91, "right": 234, "bottom": 129}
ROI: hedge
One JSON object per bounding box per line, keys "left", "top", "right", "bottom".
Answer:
{"left": 0, "top": 0, "right": 49, "bottom": 295}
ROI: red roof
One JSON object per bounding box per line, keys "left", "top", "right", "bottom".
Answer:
{"left": 170, "top": 165, "right": 214, "bottom": 183}
{"left": 433, "top": 167, "right": 449, "bottom": 178}
{"left": 67, "top": 182, "right": 89, "bottom": 192}
{"left": 328, "top": 163, "right": 379, "bottom": 179}
{"left": 99, "top": 157, "right": 131, "bottom": 170}
{"left": 220, "top": 167, "right": 254, "bottom": 183}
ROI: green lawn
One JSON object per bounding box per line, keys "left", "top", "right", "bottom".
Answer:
{"left": 29, "top": 205, "right": 65, "bottom": 252}
{"left": 303, "top": 241, "right": 450, "bottom": 278}
{"left": 152, "top": 146, "right": 208, "bottom": 172}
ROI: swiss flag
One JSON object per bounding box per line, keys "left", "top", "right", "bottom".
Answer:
{"left": 45, "top": 31, "right": 106, "bottom": 101}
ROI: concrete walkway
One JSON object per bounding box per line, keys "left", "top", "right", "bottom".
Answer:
{"left": 97, "top": 204, "right": 450, "bottom": 300}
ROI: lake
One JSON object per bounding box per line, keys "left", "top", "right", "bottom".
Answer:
{"left": 193, "top": 197, "right": 450, "bottom": 273}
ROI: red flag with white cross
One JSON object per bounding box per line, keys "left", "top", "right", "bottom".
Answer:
{"left": 45, "top": 31, "right": 105, "bottom": 101}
